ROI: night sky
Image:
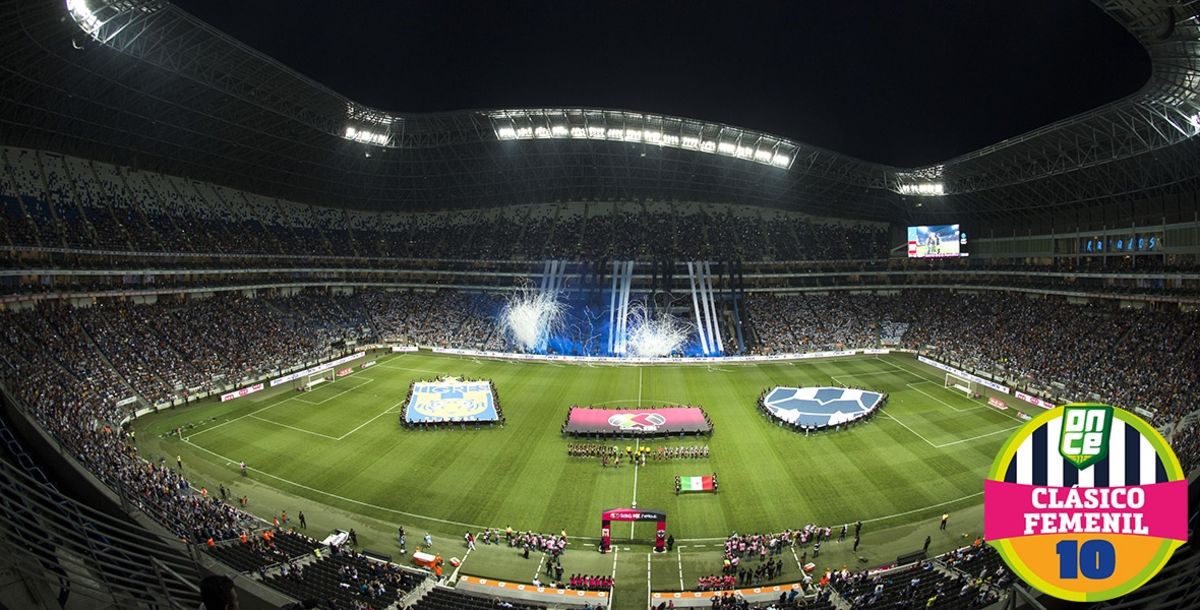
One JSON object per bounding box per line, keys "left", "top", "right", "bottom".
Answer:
{"left": 175, "top": 0, "right": 1150, "bottom": 167}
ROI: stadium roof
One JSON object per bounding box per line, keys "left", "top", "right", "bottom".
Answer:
{"left": 1, "top": 0, "right": 1199, "bottom": 226}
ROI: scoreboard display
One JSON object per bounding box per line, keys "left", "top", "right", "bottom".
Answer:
{"left": 907, "top": 224, "right": 967, "bottom": 258}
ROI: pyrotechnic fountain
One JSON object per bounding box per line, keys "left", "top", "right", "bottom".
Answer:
{"left": 501, "top": 288, "right": 565, "bottom": 353}
{"left": 624, "top": 301, "right": 692, "bottom": 358}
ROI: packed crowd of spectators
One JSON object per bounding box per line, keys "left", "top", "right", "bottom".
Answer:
{"left": 747, "top": 291, "right": 1200, "bottom": 429}
{"left": 1, "top": 146, "right": 889, "bottom": 261}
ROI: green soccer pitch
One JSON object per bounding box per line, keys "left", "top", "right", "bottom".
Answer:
{"left": 134, "top": 351, "right": 1036, "bottom": 607}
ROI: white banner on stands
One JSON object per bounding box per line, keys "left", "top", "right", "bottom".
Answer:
{"left": 270, "top": 352, "right": 365, "bottom": 387}
{"left": 1014, "top": 391, "right": 1055, "bottom": 410}
{"left": 390, "top": 345, "right": 419, "bottom": 353}
{"left": 916, "top": 356, "right": 1011, "bottom": 394}
{"left": 221, "top": 383, "right": 264, "bottom": 402}
{"left": 115, "top": 396, "right": 139, "bottom": 407}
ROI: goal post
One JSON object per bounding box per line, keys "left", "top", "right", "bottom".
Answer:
{"left": 295, "top": 369, "right": 335, "bottom": 391}
{"left": 944, "top": 372, "right": 977, "bottom": 396}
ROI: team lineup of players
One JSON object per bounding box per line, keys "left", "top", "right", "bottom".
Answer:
{"left": 566, "top": 443, "right": 710, "bottom": 466}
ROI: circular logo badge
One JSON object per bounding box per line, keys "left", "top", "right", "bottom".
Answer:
{"left": 984, "top": 404, "right": 1187, "bottom": 601}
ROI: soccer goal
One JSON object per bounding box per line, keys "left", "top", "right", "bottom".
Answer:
{"left": 944, "top": 372, "right": 977, "bottom": 396}
{"left": 295, "top": 369, "right": 335, "bottom": 391}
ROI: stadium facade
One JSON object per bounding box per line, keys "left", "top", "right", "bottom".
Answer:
{"left": 0, "top": 1, "right": 1198, "bottom": 609}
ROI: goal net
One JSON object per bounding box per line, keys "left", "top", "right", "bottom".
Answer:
{"left": 295, "top": 369, "right": 335, "bottom": 391}
{"left": 944, "top": 372, "right": 977, "bottom": 396}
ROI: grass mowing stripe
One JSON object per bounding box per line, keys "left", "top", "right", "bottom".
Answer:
{"left": 139, "top": 352, "right": 1011, "bottom": 557}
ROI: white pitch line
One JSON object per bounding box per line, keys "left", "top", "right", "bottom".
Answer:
{"left": 677, "top": 546, "right": 685, "bottom": 590}
{"left": 934, "top": 425, "right": 1023, "bottom": 448}
{"left": 905, "top": 382, "right": 979, "bottom": 413}
{"left": 534, "top": 552, "right": 547, "bottom": 582}
{"left": 376, "top": 364, "right": 453, "bottom": 375}
{"left": 336, "top": 398, "right": 408, "bottom": 441}
{"left": 187, "top": 393, "right": 303, "bottom": 439}
{"left": 295, "top": 377, "right": 376, "bottom": 405}
{"left": 882, "top": 356, "right": 1028, "bottom": 423}
{"left": 247, "top": 415, "right": 341, "bottom": 440}
{"left": 449, "top": 546, "right": 472, "bottom": 584}
{"left": 608, "top": 548, "right": 619, "bottom": 610}
{"left": 790, "top": 543, "right": 804, "bottom": 574}
{"left": 646, "top": 552, "right": 653, "bottom": 610}
{"left": 876, "top": 412, "right": 937, "bottom": 448}
{"left": 638, "top": 367, "right": 643, "bottom": 406}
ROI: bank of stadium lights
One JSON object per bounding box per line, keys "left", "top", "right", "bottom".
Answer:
{"left": 491, "top": 112, "right": 794, "bottom": 169}
{"left": 896, "top": 182, "right": 946, "bottom": 197}
{"left": 343, "top": 126, "right": 389, "bottom": 146}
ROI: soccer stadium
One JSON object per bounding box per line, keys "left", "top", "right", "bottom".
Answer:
{"left": 1, "top": 1, "right": 1199, "bottom": 609}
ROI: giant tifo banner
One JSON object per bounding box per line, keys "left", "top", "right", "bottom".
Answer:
{"left": 917, "top": 355, "right": 1011, "bottom": 394}
{"left": 762, "top": 387, "right": 883, "bottom": 427}
{"left": 404, "top": 379, "right": 499, "bottom": 423}
{"left": 564, "top": 407, "right": 712, "bottom": 436}
{"left": 221, "top": 383, "right": 264, "bottom": 402}
{"left": 269, "top": 352, "right": 365, "bottom": 387}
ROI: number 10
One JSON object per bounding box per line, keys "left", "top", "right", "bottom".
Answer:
{"left": 1056, "top": 540, "right": 1116, "bottom": 579}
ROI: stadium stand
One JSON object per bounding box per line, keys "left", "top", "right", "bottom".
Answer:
{"left": 0, "top": 147, "right": 891, "bottom": 262}
{"left": 746, "top": 292, "right": 1200, "bottom": 427}
{"left": 207, "top": 530, "right": 322, "bottom": 574}
{"left": 411, "top": 587, "right": 547, "bottom": 610}
{"left": 262, "top": 545, "right": 426, "bottom": 609}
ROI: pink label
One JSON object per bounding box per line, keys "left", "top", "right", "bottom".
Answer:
{"left": 984, "top": 480, "right": 1187, "bottom": 541}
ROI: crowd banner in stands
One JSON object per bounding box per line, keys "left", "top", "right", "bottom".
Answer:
{"left": 564, "top": 407, "right": 712, "bottom": 435}
{"left": 390, "top": 345, "right": 419, "bottom": 353}
{"left": 270, "top": 352, "right": 365, "bottom": 387}
{"left": 1014, "top": 391, "right": 1055, "bottom": 409}
{"left": 433, "top": 347, "right": 881, "bottom": 364}
{"left": 220, "top": 383, "right": 264, "bottom": 402}
{"left": 916, "top": 355, "right": 1011, "bottom": 394}
{"left": 115, "top": 396, "right": 138, "bottom": 407}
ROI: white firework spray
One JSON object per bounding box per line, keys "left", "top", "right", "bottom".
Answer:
{"left": 501, "top": 288, "right": 565, "bottom": 352}
{"left": 625, "top": 300, "right": 692, "bottom": 358}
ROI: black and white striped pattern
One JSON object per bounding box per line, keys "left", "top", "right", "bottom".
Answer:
{"left": 1003, "top": 417, "right": 1168, "bottom": 487}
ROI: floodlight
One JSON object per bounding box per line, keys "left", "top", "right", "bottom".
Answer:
{"left": 896, "top": 182, "right": 946, "bottom": 196}
{"left": 343, "top": 126, "right": 389, "bottom": 146}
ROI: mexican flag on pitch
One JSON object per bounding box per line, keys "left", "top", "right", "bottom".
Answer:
{"left": 680, "top": 475, "right": 714, "bottom": 492}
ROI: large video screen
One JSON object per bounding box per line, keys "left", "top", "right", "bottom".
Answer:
{"left": 907, "top": 224, "right": 967, "bottom": 258}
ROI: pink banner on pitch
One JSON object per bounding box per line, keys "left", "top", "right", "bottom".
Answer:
{"left": 984, "top": 480, "right": 1188, "bottom": 541}
{"left": 564, "top": 407, "right": 711, "bottom": 434}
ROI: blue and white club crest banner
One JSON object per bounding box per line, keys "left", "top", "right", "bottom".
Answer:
{"left": 762, "top": 386, "right": 882, "bottom": 427}
{"left": 405, "top": 378, "right": 499, "bottom": 423}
